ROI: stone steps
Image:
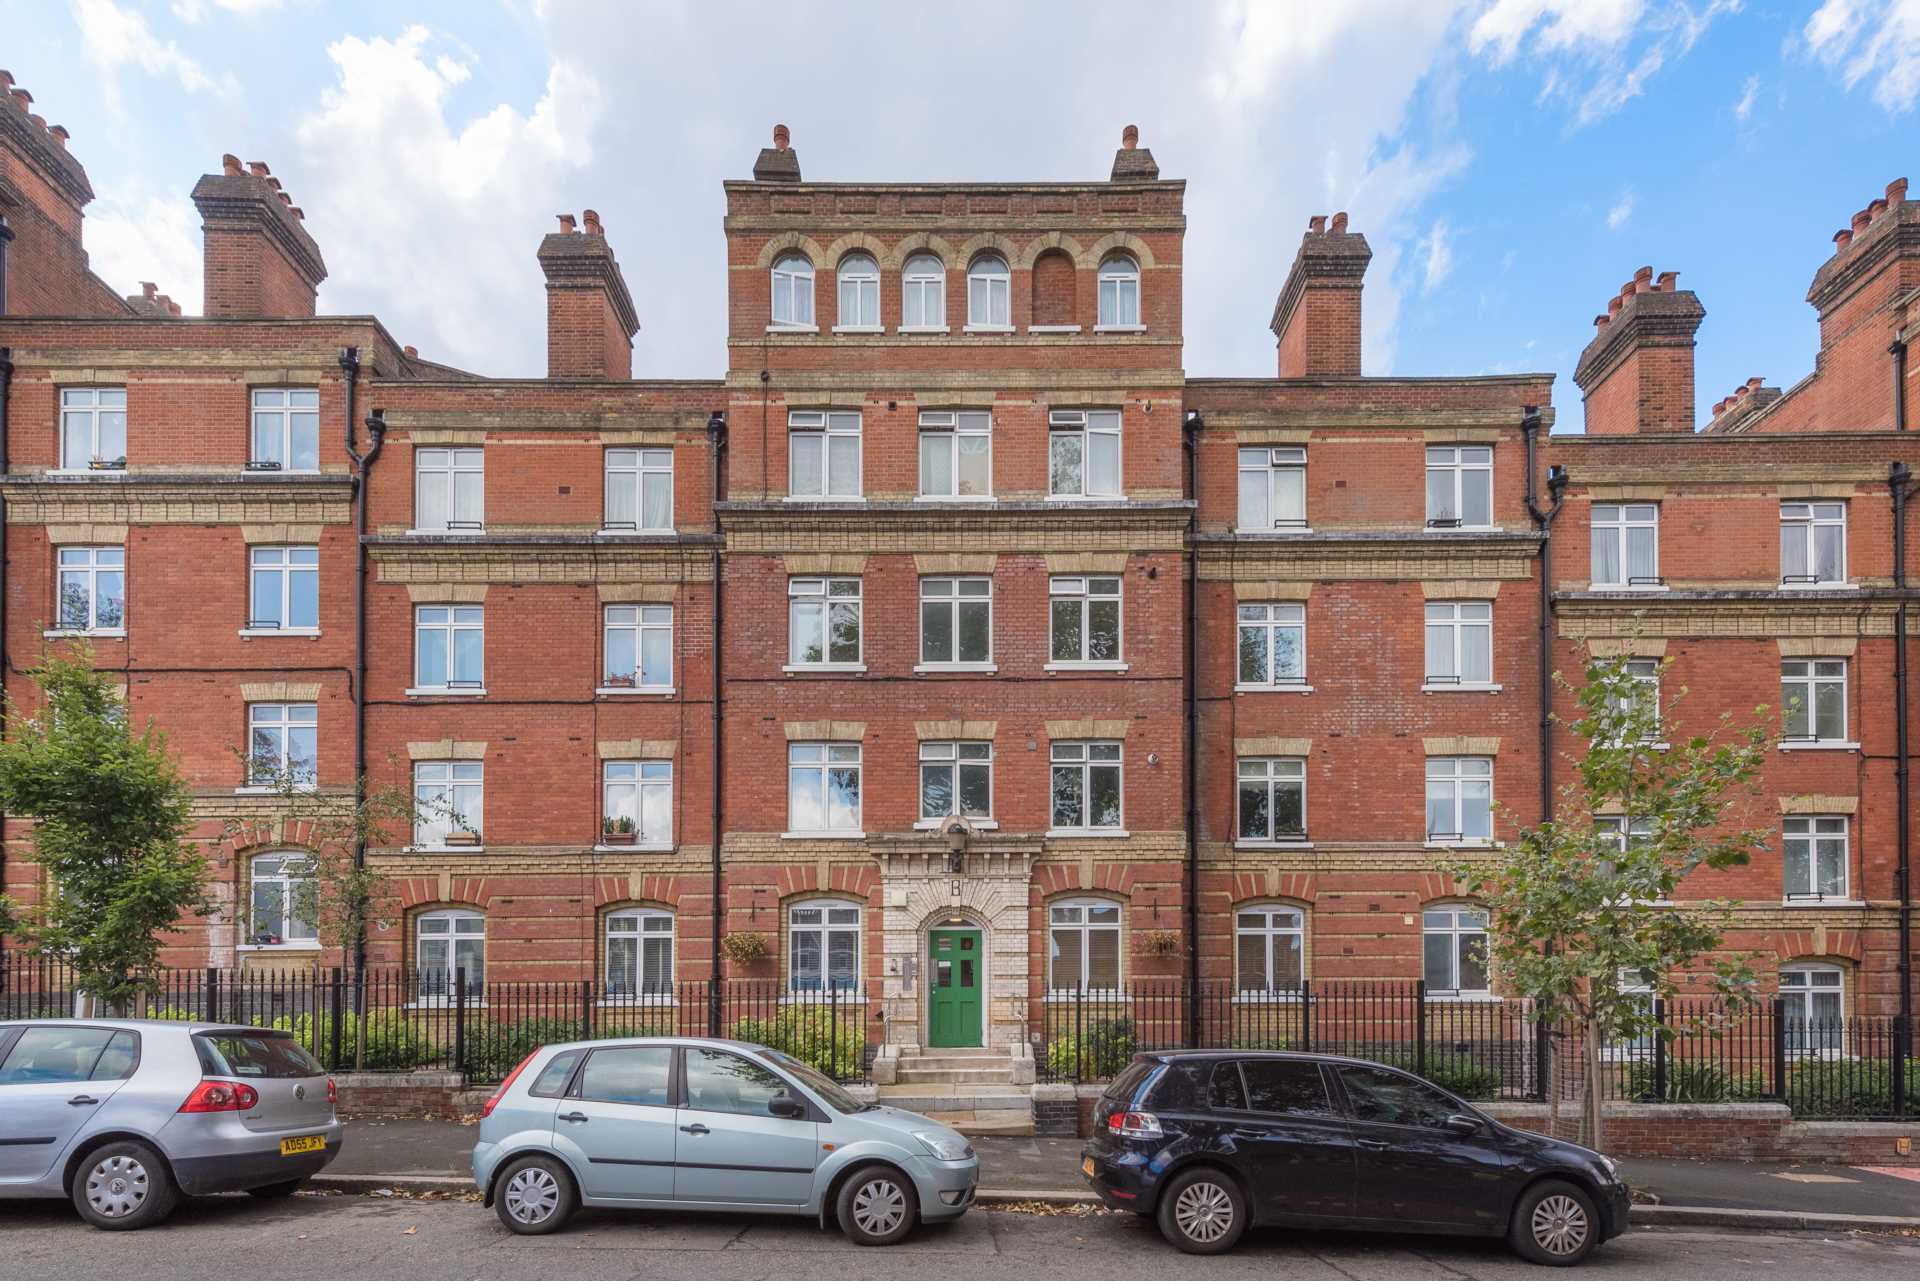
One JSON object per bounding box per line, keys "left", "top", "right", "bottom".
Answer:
{"left": 922, "top": 1109, "right": 1035, "bottom": 1138}
{"left": 894, "top": 1068, "right": 1015, "bottom": 1086}
{"left": 876, "top": 1083, "right": 1031, "bottom": 1114}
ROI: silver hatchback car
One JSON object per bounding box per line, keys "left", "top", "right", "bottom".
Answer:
{"left": 0, "top": 1020, "right": 343, "bottom": 1229}
{"left": 474, "top": 1036, "right": 979, "bottom": 1245}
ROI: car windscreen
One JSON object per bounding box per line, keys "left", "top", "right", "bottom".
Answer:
{"left": 760, "top": 1049, "right": 864, "bottom": 1113}
{"left": 194, "top": 1031, "right": 324, "bottom": 1079}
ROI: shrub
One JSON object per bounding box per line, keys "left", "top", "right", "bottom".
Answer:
{"left": 141, "top": 1004, "right": 199, "bottom": 1022}
{"left": 1229, "top": 1035, "right": 1293, "bottom": 1051}
{"left": 1045, "top": 1016, "right": 1136, "bottom": 1080}
{"left": 272, "top": 1009, "right": 438, "bottom": 1071}
{"left": 732, "top": 1006, "right": 865, "bottom": 1080}
{"left": 1623, "top": 1059, "right": 1736, "bottom": 1103}
{"left": 1781, "top": 1059, "right": 1920, "bottom": 1118}
{"left": 465, "top": 1017, "right": 584, "bottom": 1082}
{"left": 1376, "top": 1050, "right": 1503, "bottom": 1101}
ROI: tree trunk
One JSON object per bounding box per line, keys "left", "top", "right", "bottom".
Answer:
{"left": 1543, "top": 1025, "right": 1562, "bottom": 1140}
{"left": 1582, "top": 1016, "right": 1606, "bottom": 1152}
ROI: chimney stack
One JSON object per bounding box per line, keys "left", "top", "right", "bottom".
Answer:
{"left": 1109, "top": 124, "right": 1159, "bottom": 181}
{"left": 538, "top": 209, "right": 640, "bottom": 379}
{"left": 1573, "top": 267, "right": 1705, "bottom": 433}
{"left": 191, "top": 154, "right": 327, "bottom": 316}
{"left": 1270, "top": 212, "right": 1371, "bottom": 377}
{"left": 752, "top": 123, "right": 802, "bottom": 183}
{"left": 1805, "top": 177, "right": 1916, "bottom": 428}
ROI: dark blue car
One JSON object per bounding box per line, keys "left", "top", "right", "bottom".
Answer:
{"left": 1081, "top": 1050, "right": 1631, "bottom": 1264}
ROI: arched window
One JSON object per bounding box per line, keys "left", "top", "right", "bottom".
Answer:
{"left": 1235, "top": 904, "right": 1304, "bottom": 996}
{"left": 966, "top": 254, "right": 1010, "bottom": 327}
{"left": 901, "top": 254, "right": 946, "bottom": 329}
{"left": 836, "top": 253, "right": 879, "bottom": 329}
{"left": 1781, "top": 963, "right": 1846, "bottom": 1056}
{"left": 788, "top": 898, "right": 860, "bottom": 992}
{"left": 248, "top": 853, "right": 317, "bottom": 947}
{"left": 606, "top": 908, "right": 675, "bottom": 999}
{"left": 417, "top": 909, "right": 484, "bottom": 999}
{"left": 1422, "top": 905, "right": 1489, "bottom": 996}
{"left": 1048, "top": 897, "right": 1122, "bottom": 994}
{"left": 770, "top": 253, "right": 814, "bottom": 328}
{"left": 1097, "top": 254, "right": 1140, "bottom": 327}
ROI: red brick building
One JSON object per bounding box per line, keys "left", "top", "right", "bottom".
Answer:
{"left": 1, "top": 77, "right": 1916, "bottom": 1062}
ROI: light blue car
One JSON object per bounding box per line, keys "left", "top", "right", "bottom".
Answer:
{"left": 473, "top": 1036, "right": 979, "bottom": 1245}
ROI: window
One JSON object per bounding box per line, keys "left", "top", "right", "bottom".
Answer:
{"left": 1782, "top": 659, "right": 1847, "bottom": 742}
{"left": 1049, "top": 575, "right": 1122, "bottom": 664}
{"left": 0, "top": 1027, "right": 138, "bottom": 1086}
{"left": 1097, "top": 254, "right": 1140, "bottom": 327}
{"left": 603, "top": 605, "right": 672, "bottom": 691}
{"left": 1235, "top": 905, "right": 1304, "bottom": 995}
{"left": 1338, "top": 1066, "right": 1462, "bottom": 1129}
{"left": 1237, "top": 603, "right": 1306, "bottom": 687}
{"left": 247, "top": 702, "right": 317, "bottom": 786}
{"left": 770, "top": 252, "right": 814, "bottom": 327}
{"left": 919, "top": 577, "right": 992, "bottom": 666}
{"left": 250, "top": 388, "right": 319, "bottom": 472}
{"left": 247, "top": 546, "right": 318, "bottom": 631}
{"left": 60, "top": 387, "right": 127, "bottom": 469}
{"left": 901, "top": 253, "right": 946, "bottom": 328}
{"left": 1424, "top": 601, "right": 1493, "bottom": 685}
{"left": 414, "top": 605, "right": 484, "bottom": 691}
{"left": 1238, "top": 758, "right": 1306, "bottom": 842}
{"left": 789, "top": 899, "right": 860, "bottom": 991}
{"left": 1423, "top": 906, "right": 1490, "bottom": 995}
{"left": 836, "top": 253, "right": 878, "bottom": 328}
{"left": 787, "top": 410, "right": 862, "bottom": 499}
{"left": 788, "top": 577, "right": 862, "bottom": 666}
{"left": 1781, "top": 502, "right": 1847, "bottom": 585}
{"left": 1591, "top": 503, "right": 1659, "bottom": 586}
{"left": 414, "top": 447, "right": 484, "bottom": 531}
{"left": 917, "top": 411, "right": 992, "bottom": 498}
{"left": 603, "top": 760, "right": 672, "bottom": 846}
{"left": 788, "top": 743, "right": 862, "bottom": 834}
{"left": 414, "top": 761, "right": 483, "bottom": 845}
{"left": 1209, "top": 1060, "right": 1248, "bottom": 1110}
{"left": 1784, "top": 816, "right": 1849, "bottom": 901}
{"left": 1048, "top": 899, "right": 1121, "bottom": 993}
{"left": 605, "top": 449, "right": 672, "bottom": 531}
{"left": 1781, "top": 965, "right": 1845, "bottom": 1056}
{"left": 1049, "top": 741, "right": 1123, "bottom": 831}
{"left": 416, "top": 910, "right": 484, "bottom": 1000}
{"left": 1425, "top": 446, "right": 1492, "bottom": 528}
{"left": 1596, "top": 815, "right": 1654, "bottom": 856}
{"left": 919, "top": 741, "right": 992, "bottom": 821}
{"left": 577, "top": 1045, "right": 674, "bottom": 1106}
{"left": 1242, "top": 1060, "right": 1339, "bottom": 1117}
{"left": 1426, "top": 758, "right": 1493, "bottom": 843}
{"left": 1613, "top": 658, "right": 1662, "bottom": 739}
{"left": 1238, "top": 448, "right": 1306, "bottom": 530}
{"left": 56, "top": 546, "right": 125, "bottom": 632}
{"left": 966, "top": 253, "right": 1010, "bottom": 326}
{"left": 606, "top": 909, "right": 674, "bottom": 997}
{"left": 686, "top": 1047, "right": 794, "bottom": 1116}
{"left": 1606, "top": 969, "right": 1658, "bottom": 1061}
{"left": 249, "top": 854, "right": 317, "bottom": 946}
{"left": 1048, "top": 409, "right": 1122, "bottom": 498}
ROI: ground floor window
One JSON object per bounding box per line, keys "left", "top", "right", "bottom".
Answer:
{"left": 1781, "top": 964, "right": 1845, "bottom": 1056}
{"left": 1235, "top": 904, "right": 1304, "bottom": 996}
{"left": 248, "top": 854, "right": 317, "bottom": 947}
{"left": 606, "top": 909, "right": 675, "bottom": 998}
{"left": 1422, "top": 905, "right": 1489, "bottom": 996}
{"left": 789, "top": 899, "right": 860, "bottom": 992}
{"left": 416, "top": 909, "right": 484, "bottom": 999}
{"left": 1048, "top": 898, "right": 1121, "bottom": 994}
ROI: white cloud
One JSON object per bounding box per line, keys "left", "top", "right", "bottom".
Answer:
{"left": 1606, "top": 189, "right": 1636, "bottom": 229}
{"left": 1803, "top": 0, "right": 1920, "bottom": 113}
{"left": 84, "top": 186, "right": 204, "bottom": 315}
{"left": 1419, "top": 218, "right": 1456, "bottom": 294}
{"left": 171, "top": 0, "right": 284, "bottom": 21}
{"left": 1471, "top": 0, "right": 1647, "bottom": 62}
{"left": 1733, "top": 72, "right": 1760, "bottom": 119}
{"left": 72, "top": 0, "right": 228, "bottom": 101}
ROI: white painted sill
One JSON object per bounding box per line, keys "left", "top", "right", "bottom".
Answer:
{"left": 1782, "top": 898, "right": 1863, "bottom": 908}
{"left": 1590, "top": 583, "right": 1670, "bottom": 593}
{"left": 596, "top": 686, "right": 675, "bottom": 697}
{"left": 1026, "top": 324, "right": 1082, "bottom": 334}
{"left": 598, "top": 996, "right": 680, "bottom": 1008}
{"left": 593, "top": 843, "right": 674, "bottom": 854}
{"left": 1044, "top": 661, "right": 1129, "bottom": 673}
{"left": 596, "top": 527, "right": 675, "bottom": 537}
{"left": 897, "top": 325, "right": 951, "bottom": 335}
{"left": 781, "top": 663, "right": 868, "bottom": 675}
{"left": 1045, "top": 493, "right": 1127, "bottom": 503}
{"left": 962, "top": 324, "right": 1016, "bottom": 335}
{"left": 1093, "top": 324, "right": 1148, "bottom": 334}
{"left": 239, "top": 627, "right": 322, "bottom": 638}
{"left": 1425, "top": 841, "right": 1501, "bottom": 851}
{"left": 1779, "top": 741, "right": 1861, "bottom": 752}
{"left": 914, "top": 817, "right": 999, "bottom": 831}
{"left": 914, "top": 662, "right": 998, "bottom": 674}
{"left": 1780, "top": 581, "right": 1857, "bottom": 591}
{"left": 236, "top": 943, "right": 321, "bottom": 953}
{"left": 44, "top": 628, "right": 126, "bottom": 639}
{"left": 243, "top": 468, "right": 323, "bottom": 477}
{"left": 1234, "top": 683, "right": 1314, "bottom": 695}
{"left": 1046, "top": 828, "right": 1130, "bottom": 839}
{"left": 405, "top": 687, "right": 488, "bottom": 698}
{"left": 45, "top": 468, "right": 128, "bottom": 477}
{"left": 913, "top": 495, "right": 997, "bottom": 504}
{"left": 1231, "top": 993, "right": 1305, "bottom": 1005}
{"left": 1236, "top": 526, "right": 1315, "bottom": 536}
{"left": 781, "top": 830, "right": 866, "bottom": 841}
{"left": 1235, "top": 840, "right": 1314, "bottom": 851}
{"left": 783, "top": 494, "right": 865, "bottom": 504}
{"left": 1045, "top": 992, "right": 1130, "bottom": 1004}
{"left": 1427, "top": 993, "right": 1501, "bottom": 1004}
{"left": 1421, "top": 683, "right": 1504, "bottom": 694}
{"left": 410, "top": 844, "right": 487, "bottom": 854}
{"left": 765, "top": 323, "right": 819, "bottom": 334}
{"left": 405, "top": 528, "right": 486, "bottom": 537}
{"left": 233, "top": 785, "right": 318, "bottom": 796}
{"left": 830, "top": 325, "right": 883, "bottom": 335}
{"left": 780, "top": 994, "right": 867, "bottom": 1006}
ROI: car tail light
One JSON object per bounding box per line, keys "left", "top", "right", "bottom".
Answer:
{"left": 481, "top": 1051, "right": 539, "bottom": 1119}
{"left": 326, "top": 1077, "right": 337, "bottom": 1106}
{"left": 179, "top": 1080, "right": 260, "bottom": 1113}
{"left": 1107, "top": 1110, "right": 1163, "bottom": 1139}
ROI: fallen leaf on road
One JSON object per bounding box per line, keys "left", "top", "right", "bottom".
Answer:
{"left": 402, "top": 1226, "right": 417, "bottom": 1235}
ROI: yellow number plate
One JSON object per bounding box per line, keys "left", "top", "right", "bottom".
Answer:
{"left": 1081, "top": 1156, "right": 1096, "bottom": 1178}
{"left": 280, "top": 1135, "right": 326, "bottom": 1156}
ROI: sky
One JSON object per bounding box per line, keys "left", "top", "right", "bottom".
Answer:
{"left": 4, "top": 0, "right": 1919, "bottom": 431}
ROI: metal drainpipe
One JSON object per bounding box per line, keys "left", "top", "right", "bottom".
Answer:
{"left": 1891, "top": 462, "right": 1913, "bottom": 1105}
{"left": 1181, "top": 410, "right": 1202, "bottom": 1043}
{"left": 1, "top": 216, "right": 13, "bottom": 314}
{"left": 1522, "top": 407, "right": 1567, "bottom": 823}
{"left": 1893, "top": 337, "right": 1908, "bottom": 433}
{"left": 705, "top": 411, "right": 728, "bottom": 1036}
{"left": 342, "top": 351, "right": 384, "bottom": 977}
{"left": 0, "top": 346, "right": 12, "bottom": 951}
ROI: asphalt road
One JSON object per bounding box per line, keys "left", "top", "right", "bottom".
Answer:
{"left": 2, "top": 1194, "right": 1919, "bottom": 1281}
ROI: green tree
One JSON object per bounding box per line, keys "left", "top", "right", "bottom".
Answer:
{"left": 0, "top": 652, "right": 211, "bottom": 1012}
{"left": 1456, "top": 651, "right": 1772, "bottom": 1150}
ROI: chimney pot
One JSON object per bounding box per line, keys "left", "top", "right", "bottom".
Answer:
{"left": 556, "top": 213, "right": 577, "bottom": 234}
{"left": 222, "top": 153, "right": 243, "bottom": 176}
{"left": 403, "top": 345, "right": 418, "bottom": 358}
{"left": 1122, "top": 124, "right": 1139, "bottom": 149}
{"left": 0, "top": 71, "right": 12, "bottom": 91}
{"left": 1608, "top": 294, "right": 1624, "bottom": 318}
{"left": 141, "top": 282, "right": 158, "bottom": 299}
{"left": 9, "top": 87, "right": 32, "bottom": 110}
{"left": 1889, "top": 177, "right": 1910, "bottom": 204}
{"left": 772, "top": 123, "right": 790, "bottom": 151}
{"left": 194, "top": 153, "right": 327, "bottom": 317}
{"left": 47, "top": 123, "right": 67, "bottom": 146}
{"left": 28, "top": 113, "right": 44, "bottom": 129}
{"left": 165, "top": 299, "right": 181, "bottom": 316}
{"left": 1330, "top": 211, "right": 1349, "bottom": 234}
{"left": 583, "top": 209, "right": 603, "bottom": 236}
{"left": 1869, "top": 197, "right": 1888, "bottom": 220}
{"left": 1594, "top": 313, "right": 1610, "bottom": 329}
{"left": 1735, "top": 383, "right": 1750, "bottom": 399}
{"left": 1633, "top": 265, "right": 1653, "bottom": 283}
{"left": 1713, "top": 399, "right": 1727, "bottom": 415}
{"left": 290, "top": 207, "right": 303, "bottom": 220}
{"left": 1746, "top": 375, "right": 1764, "bottom": 391}
{"left": 1656, "top": 270, "right": 1679, "bottom": 291}
{"left": 277, "top": 190, "right": 292, "bottom": 207}
{"left": 1308, "top": 214, "right": 1327, "bottom": 233}
{"left": 1834, "top": 229, "right": 1853, "bottom": 250}
{"left": 247, "top": 161, "right": 270, "bottom": 177}
{"left": 1853, "top": 208, "right": 1872, "bottom": 233}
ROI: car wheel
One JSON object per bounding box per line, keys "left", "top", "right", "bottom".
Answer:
{"left": 1156, "top": 1167, "right": 1247, "bottom": 1255}
{"left": 69, "top": 1141, "right": 179, "bottom": 1231}
{"left": 494, "top": 1156, "right": 576, "bottom": 1235}
{"left": 837, "top": 1166, "right": 919, "bottom": 1247}
{"left": 246, "top": 1179, "right": 307, "bottom": 1198}
{"left": 1509, "top": 1179, "right": 1598, "bottom": 1266}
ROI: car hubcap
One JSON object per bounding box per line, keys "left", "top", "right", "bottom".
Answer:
{"left": 504, "top": 1167, "right": 560, "bottom": 1224}
{"left": 86, "top": 1156, "right": 148, "bottom": 1219}
{"left": 1531, "top": 1194, "right": 1589, "bottom": 1256}
{"left": 1174, "top": 1181, "right": 1234, "bottom": 1244}
{"left": 852, "top": 1179, "right": 906, "bottom": 1236}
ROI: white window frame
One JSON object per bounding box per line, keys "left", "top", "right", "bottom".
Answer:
{"left": 1235, "top": 904, "right": 1304, "bottom": 997}
{"left": 787, "top": 577, "right": 863, "bottom": 670}
{"left": 1423, "top": 906, "right": 1491, "bottom": 997}
{"left": 1237, "top": 447, "right": 1307, "bottom": 531}
{"left": 1047, "top": 409, "right": 1123, "bottom": 499}
{"left": 411, "top": 604, "right": 485, "bottom": 695}
{"left": 415, "top": 909, "right": 484, "bottom": 1002}
{"left": 413, "top": 761, "right": 484, "bottom": 847}
{"left": 246, "top": 702, "right": 317, "bottom": 787}
{"left": 59, "top": 387, "right": 127, "bottom": 471}
{"left": 788, "top": 898, "right": 862, "bottom": 993}
{"left": 1236, "top": 602, "right": 1307, "bottom": 690}
{"left": 606, "top": 909, "right": 676, "bottom": 999}
{"left": 1425, "top": 445, "right": 1493, "bottom": 529}
{"left": 54, "top": 545, "right": 126, "bottom": 634}
{"left": 413, "top": 446, "right": 484, "bottom": 532}
{"left": 787, "top": 410, "right": 862, "bottom": 500}
{"left": 247, "top": 853, "right": 317, "bottom": 948}
{"left": 917, "top": 741, "right": 993, "bottom": 826}
{"left": 1781, "top": 502, "right": 1848, "bottom": 586}
{"left": 1048, "top": 741, "right": 1124, "bottom": 835}
{"left": 1426, "top": 757, "right": 1493, "bottom": 845}
{"left": 916, "top": 410, "right": 993, "bottom": 500}
{"left": 965, "top": 254, "right": 1011, "bottom": 329}
{"left": 1237, "top": 757, "right": 1308, "bottom": 843}
{"left": 601, "top": 604, "right": 673, "bottom": 694}
{"left": 1590, "top": 503, "right": 1661, "bottom": 588}
{"left": 918, "top": 576, "right": 993, "bottom": 670}
{"left": 770, "top": 252, "right": 815, "bottom": 329}
{"left": 1612, "top": 658, "right": 1663, "bottom": 743}
{"left": 1423, "top": 601, "right": 1495, "bottom": 689}
{"left": 1048, "top": 575, "right": 1124, "bottom": 668}
{"left": 786, "top": 743, "right": 863, "bottom": 837}
{"left": 1781, "top": 964, "right": 1846, "bottom": 1057}
{"left": 1781, "top": 658, "right": 1850, "bottom": 745}
{"left": 901, "top": 253, "right": 947, "bottom": 331}
{"left": 602, "top": 759, "right": 672, "bottom": 848}
{"left": 1096, "top": 254, "right": 1142, "bottom": 329}
{"left": 249, "top": 388, "right": 319, "bottom": 473}
{"left": 835, "top": 253, "right": 880, "bottom": 331}
{"left": 603, "top": 448, "right": 673, "bottom": 533}
{"left": 1783, "top": 816, "right": 1851, "bottom": 903}
{"left": 246, "top": 545, "right": 319, "bottom": 634}
{"left": 1048, "top": 898, "right": 1122, "bottom": 995}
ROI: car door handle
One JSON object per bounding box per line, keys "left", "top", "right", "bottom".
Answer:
{"left": 67, "top": 1096, "right": 100, "bottom": 1107}
{"left": 558, "top": 1111, "right": 589, "bottom": 1124}
{"left": 1356, "top": 1139, "right": 1390, "bottom": 1151}
{"left": 679, "top": 1123, "right": 710, "bottom": 1135}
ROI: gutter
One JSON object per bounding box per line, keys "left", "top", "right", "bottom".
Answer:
{"left": 340, "top": 345, "right": 383, "bottom": 977}
{"left": 1891, "top": 461, "right": 1913, "bottom": 1115}
{"left": 705, "top": 410, "right": 728, "bottom": 1036}
{"left": 1181, "top": 410, "right": 1202, "bottom": 1042}
{"left": 1521, "top": 406, "right": 1567, "bottom": 823}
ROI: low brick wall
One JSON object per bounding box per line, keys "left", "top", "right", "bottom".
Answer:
{"left": 1486, "top": 1102, "right": 1920, "bottom": 1165}
{"left": 333, "top": 1072, "right": 490, "bottom": 1120}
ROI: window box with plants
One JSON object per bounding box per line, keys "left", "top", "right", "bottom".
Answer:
{"left": 443, "top": 828, "right": 482, "bottom": 847}
{"left": 602, "top": 816, "right": 637, "bottom": 846}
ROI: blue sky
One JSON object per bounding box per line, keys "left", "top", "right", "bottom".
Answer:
{"left": 5, "top": 1, "right": 1918, "bottom": 430}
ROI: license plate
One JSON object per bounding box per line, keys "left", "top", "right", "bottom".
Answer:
{"left": 1081, "top": 1156, "right": 1096, "bottom": 1178}
{"left": 280, "top": 1135, "right": 326, "bottom": 1155}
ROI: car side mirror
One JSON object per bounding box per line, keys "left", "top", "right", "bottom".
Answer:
{"left": 1442, "top": 1113, "right": 1483, "bottom": 1137}
{"left": 768, "top": 1093, "right": 807, "bottom": 1120}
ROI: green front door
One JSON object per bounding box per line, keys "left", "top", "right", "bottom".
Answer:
{"left": 927, "top": 928, "right": 983, "bottom": 1048}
